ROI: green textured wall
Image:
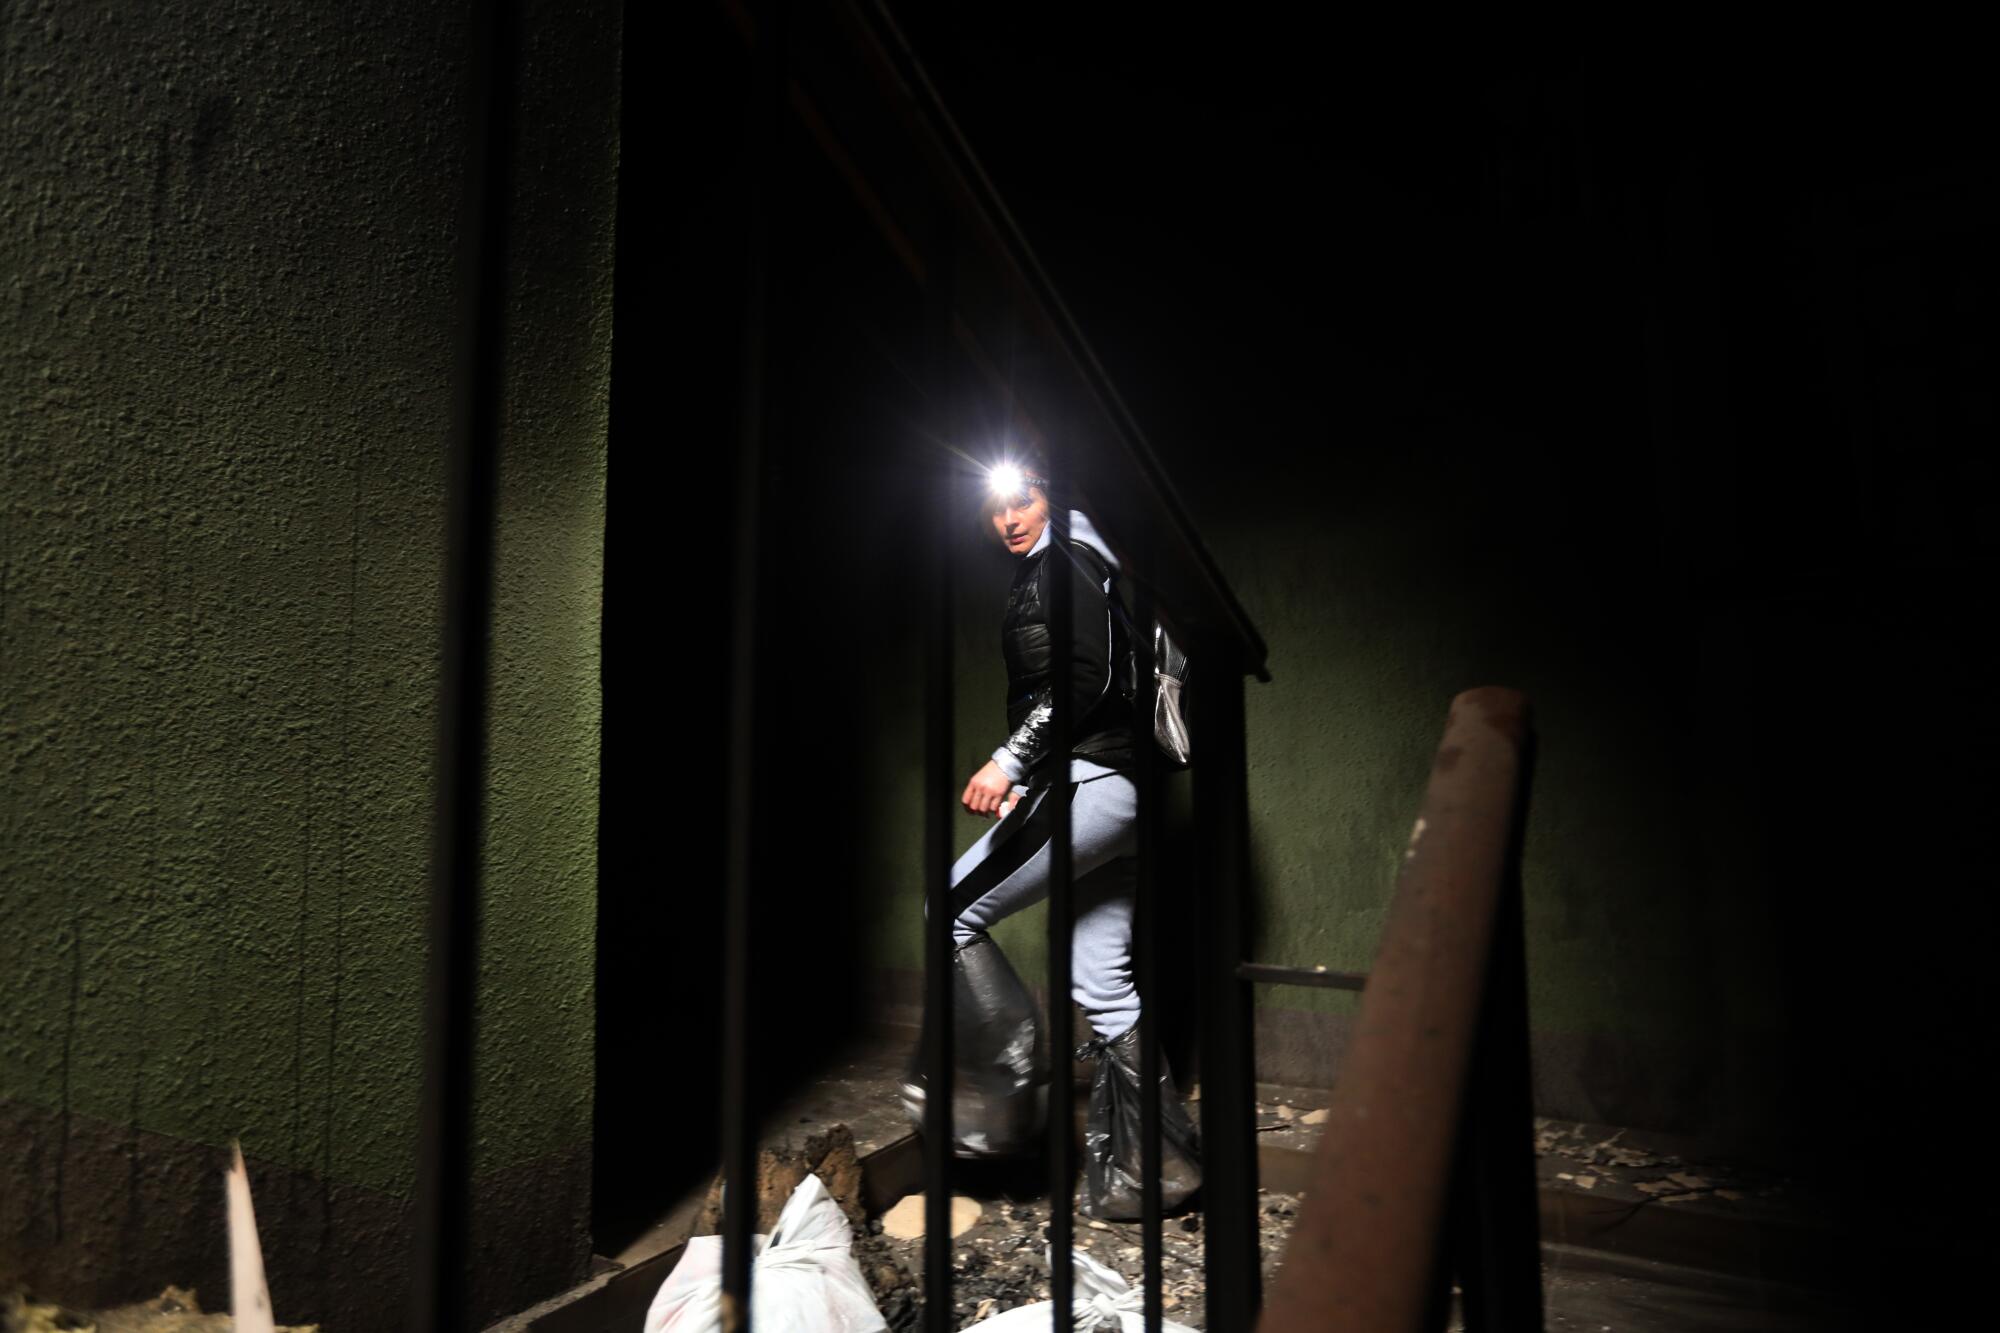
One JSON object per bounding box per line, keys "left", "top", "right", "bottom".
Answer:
{"left": 1200, "top": 436, "right": 1786, "bottom": 1142}
{"left": 0, "top": 1, "right": 617, "bottom": 1325}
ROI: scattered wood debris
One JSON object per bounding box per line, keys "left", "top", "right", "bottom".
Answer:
{"left": 879, "top": 1194, "right": 982, "bottom": 1241}
{"left": 1531, "top": 1116, "right": 1780, "bottom": 1205}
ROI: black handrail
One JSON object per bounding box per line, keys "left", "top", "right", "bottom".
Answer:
{"left": 701, "top": 7, "right": 1277, "bottom": 1331}
{"left": 831, "top": 0, "right": 1271, "bottom": 681}
{"left": 421, "top": 5, "right": 1281, "bottom": 1330}
{"left": 716, "top": 0, "right": 789, "bottom": 1326}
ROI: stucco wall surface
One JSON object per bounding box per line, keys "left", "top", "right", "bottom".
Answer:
{"left": 1, "top": 0, "right": 618, "bottom": 1323}
{"left": 1203, "top": 436, "right": 1786, "bottom": 1139}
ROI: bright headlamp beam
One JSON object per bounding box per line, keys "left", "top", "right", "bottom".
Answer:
{"left": 987, "top": 463, "right": 1025, "bottom": 498}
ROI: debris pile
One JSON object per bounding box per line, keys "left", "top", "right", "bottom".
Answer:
{"left": 854, "top": 1187, "right": 1301, "bottom": 1329}
{"left": 690, "top": 1122, "right": 869, "bottom": 1235}
{"left": 1533, "top": 1118, "right": 1776, "bottom": 1205}
{"left": 1255, "top": 1102, "right": 1328, "bottom": 1131}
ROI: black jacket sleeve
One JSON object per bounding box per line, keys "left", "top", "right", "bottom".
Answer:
{"left": 996, "top": 542, "right": 1117, "bottom": 778}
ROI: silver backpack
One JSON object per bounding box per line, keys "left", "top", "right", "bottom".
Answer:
{"left": 1082, "top": 542, "right": 1193, "bottom": 770}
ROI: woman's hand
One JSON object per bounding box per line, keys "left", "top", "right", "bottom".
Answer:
{"left": 961, "top": 760, "right": 1015, "bottom": 818}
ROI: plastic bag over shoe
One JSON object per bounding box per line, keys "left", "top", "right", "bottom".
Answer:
{"left": 901, "top": 931, "right": 1049, "bottom": 1157}
{"left": 1078, "top": 1025, "right": 1202, "bottom": 1220}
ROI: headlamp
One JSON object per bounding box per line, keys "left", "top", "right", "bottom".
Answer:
{"left": 986, "top": 462, "right": 1047, "bottom": 503}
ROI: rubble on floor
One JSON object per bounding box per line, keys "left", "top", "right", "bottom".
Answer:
{"left": 1247, "top": 1082, "right": 1791, "bottom": 1218}
{"left": 688, "top": 1122, "right": 868, "bottom": 1236}
{"left": 1532, "top": 1118, "right": 1787, "bottom": 1206}
{"left": 1, "top": 1286, "right": 318, "bottom": 1333}
{"left": 851, "top": 1187, "right": 1300, "bottom": 1330}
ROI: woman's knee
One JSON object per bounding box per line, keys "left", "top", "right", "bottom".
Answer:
{"left": 1070, "top": 893, "right": 1133, "bottom": 994}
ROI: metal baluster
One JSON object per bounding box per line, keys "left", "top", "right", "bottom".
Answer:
{"left": 1046, "top": 472, "right": 1074, "bottom": 1329}
{"left": 720, "top": 2, "right": 788, "bottom": 1327}
{"left": 1195, "top": 653, "right": 1260, "bottom": 1329}
{"left": 1132, "top": 580, "right": 1164, "bottom": 1333}
{"left": 920, "top": 225, "right": 958, "bottom": 1333}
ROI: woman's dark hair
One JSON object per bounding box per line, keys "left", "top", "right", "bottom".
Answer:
{"left": 1009, "top": 443, "right": 1051, "bottom": 499}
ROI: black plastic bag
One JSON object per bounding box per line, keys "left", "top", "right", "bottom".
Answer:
{"left": 901, "top": 932, "right": 1049, "bottom": 1157}
{"left": 1079, "top": 1025, "right": 1202, "bottom": 1219}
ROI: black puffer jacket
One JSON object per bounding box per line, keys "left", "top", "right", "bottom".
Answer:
{"left": 994, "top": 511, "right": 1134, "bottom": 780}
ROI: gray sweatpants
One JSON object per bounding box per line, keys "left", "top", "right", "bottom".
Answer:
{"left": 947, "top": 771, "right": 1140, "bottom": 1041}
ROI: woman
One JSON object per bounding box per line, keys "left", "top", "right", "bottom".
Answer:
{"left": 901, "top": 460, "right": 1199, "bottom": 1219}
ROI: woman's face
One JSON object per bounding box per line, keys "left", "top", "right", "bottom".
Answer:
{"left": 991, "top": 486, "right": 1049, "bottom": 556}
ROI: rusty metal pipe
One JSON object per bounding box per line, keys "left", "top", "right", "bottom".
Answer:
{"left": 1259, "top": 687, "right": 1531, "bottom": 1333}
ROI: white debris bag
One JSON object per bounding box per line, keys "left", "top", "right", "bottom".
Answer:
{"left": 643, "top": 1172, "right": 887, "bottom": 1333}
{"left": 978, "top": 1246, "right": 1197, "bottom": 1332}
